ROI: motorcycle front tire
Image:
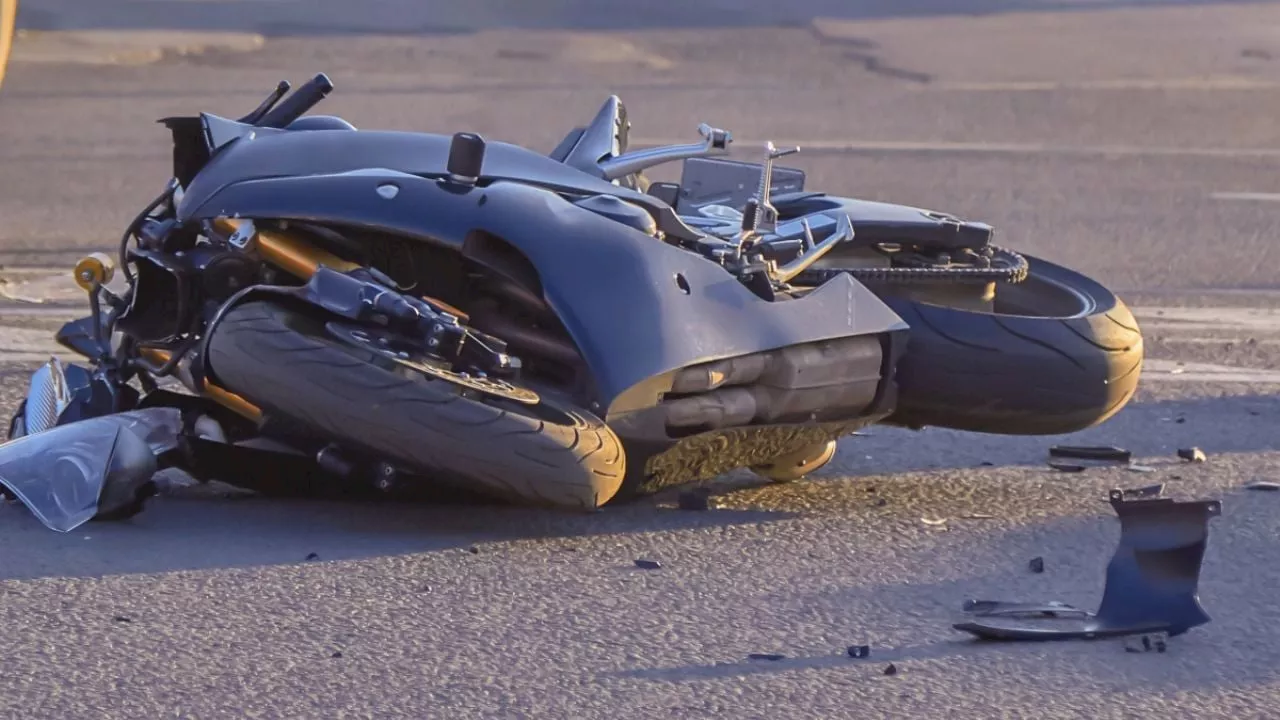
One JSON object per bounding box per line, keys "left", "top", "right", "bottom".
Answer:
{"left": 204, "top": 300, "right": 626, "bottom": 510}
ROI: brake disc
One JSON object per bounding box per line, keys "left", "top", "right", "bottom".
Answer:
{"left": 325, "top": 322, "right": 540, "bottom": 405}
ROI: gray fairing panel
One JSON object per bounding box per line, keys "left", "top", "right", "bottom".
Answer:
{"left": 180, "top": 167, "right": 907, "bottom": 416}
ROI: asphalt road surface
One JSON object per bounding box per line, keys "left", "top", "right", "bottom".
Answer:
{"left": 1, "top": 1, "right": 1280, "bottom": 718}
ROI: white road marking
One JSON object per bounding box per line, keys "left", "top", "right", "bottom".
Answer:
{"left": 1130, "top": 306, "right": 1280, "bottom": 333}
{"left": 1142, "top": 359, "right": 1280, "bottom": 384}
{"left": 632, "top": 138, "right": 1280, "bottom": 159}
{"left": 1208, "top": 192, "right": 1280, "bottom": 202}
{"left": 0, "top": 267, "right": 1276, "bottom": 385}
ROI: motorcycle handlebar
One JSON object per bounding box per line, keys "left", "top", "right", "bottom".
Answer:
{"left": 256, "top": 73, "right": 335, "bottom": 128}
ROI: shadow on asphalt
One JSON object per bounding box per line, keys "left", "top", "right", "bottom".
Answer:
{"left": 606, "top": 495, "right": 1280, "bottom": 693}
{"left": 16, "top": 0, "right": 1271, "bottom": 36}
{"left": 0, "top": 391, "right": 1273, "bottom": 581}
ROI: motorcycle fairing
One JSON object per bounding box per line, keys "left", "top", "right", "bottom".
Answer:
{"left": 0, "top": 408, "right": 180, "bottom": 532}
{"left": 178, "top": 168, "right": 909, "bottom": 417}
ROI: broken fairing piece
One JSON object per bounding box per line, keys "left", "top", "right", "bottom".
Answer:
{"left": 954, "top": 488, "right": 1221, "bottom": 641}
{"left": 0, "top": 408, "right": 181, "bottom": 532}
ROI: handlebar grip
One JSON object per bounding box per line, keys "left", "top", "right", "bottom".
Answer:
{"left": 256, "top": 73, "right": 335, "bottom": 128}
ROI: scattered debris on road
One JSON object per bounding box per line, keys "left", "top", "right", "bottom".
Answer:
{"left": 883, "top": 663, "right": 899, "bottom": 676}
{"left": 748, "top": 653, "right": 785, "bottom": 661}
{"left": 1050, "top": 445, "right": 1132, "bottom": 464}
{"left": 113, "top": 615, "right": 132, "bottom": 623}
{"left": 1127, "top": 464, "right": 1157, "bottom": 473}
{"left": 1123, "top": 632, "right": 1168, "bottom": 653}
{"left": 921, "top": 517, "right": 948, "bottom": 526}
{"left": 1177, "top": 447, "right": 1207, "bottom": 463}
{"left": 1028, "top": 556, "right": 1045, "bottom": 574}
{"left": 305, "top": 552, "right": 319, "bottom": 561}
{"left": 847, "top": 645, "right": 870, "bottom": 659}
{"left": 634, "top": 559, "right": 662, "bottom": 570}
{"left": 1048, "top": 461, "right": 1088, "bottom": 473}
{"left": 1245, "top": 481, "right": 1280, "bottom": 492}
{"left": 954, "top": 488, "right": 1221, "bottom": 641}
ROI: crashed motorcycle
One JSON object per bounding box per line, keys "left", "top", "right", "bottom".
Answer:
{"left": 0, "top": 73, "right": 1143, "bottom": 531}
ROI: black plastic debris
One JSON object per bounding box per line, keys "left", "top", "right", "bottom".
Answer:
{"left": 748, "top": 653, "right": 785, "bottom": 661}
{"left": 305, "top": 552, "right": 320, "bottom": 561}
{"left": 954, "top": 488, "right": 1221, "bottom": 641}
{"left": 1048, "top": 461, "right": 1087, "bottom": 473}
{"left": 1050, "top": 446, "right": 1132, "bottom": 464}
{"left": 1245, "top": 481, "right": 1280, "bottom": 492}
{"left": 1028, "top": 557, "right": 1045, "bottom": 574}
{"left": 331, "top": 651, "right": 344, "bottom": 659}
{"left": 467, "top": 546, "right": 480, "bottom": 554}
{"left": 1177, "top": 447, "right": 1207, "bottom": 463}
{"left": 1123, "top": 632, "right": 1168, "bottom": 653}
{"left": 847, "top": 645, "right": 870, "bottom": 659}
{"left": 678, "top": 487, "right": 716, "bottom": 511}
{"left": 883, "top": 663, "right": 899, "bottom": 676}
{"left": 634, "top": 559, "right": 662, "bottom": 570}
{"left": 113, "top": 615, "right": 132, "bottom": 623}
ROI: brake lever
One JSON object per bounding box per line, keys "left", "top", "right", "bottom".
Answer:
{"left": 238, "top": 80, "right": 291, "bottom": 125}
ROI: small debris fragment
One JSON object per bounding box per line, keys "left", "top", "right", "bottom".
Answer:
{"left": 1049, "top": 445, "right": 1132, "bottom": 463}
{"left": 331, "top": 651, "right": 343, "bottom": 659}
{"left": 1048, "top": 461, "right": 1087, "bottom": 473}
{"left": 1245, "top": 481, "right": 1280, "bottom": 492}
{"left": 467, "top": 546, "right": 480, "bottom": 554}
{"left": 677, "top": 487, "right": 716, "bottom": 511}
{"left": 1028, "top": 557, "right": 1045, "bottom": 574}
{"left": 921, "top": 517, "right": 948, "bottom": 526}
{"left": 634, "top": 559, "right": 662, "bottom": 570}
{"left": 748, "top": 653, "right": 785, "bottom": 661}
{"left": 847, "top": 645, "right": 871, "bottom": 659}
{"left": 873, "top": 498, "right": 888, "bottom": 507}
{"left": 1124, "top": 632, "right": 1168, "bottom": 653}
{"left": 113, "top": 615, "right": 132, "bottom": 623}
{"left": 1175, "top": 417, "right": 1186, "bottom": 424}
{"left": 961, "top": 513, "right": 996, "bottom": 520}
{"left": 979, "top": 461, "right": 995, "bottom": 467}
{"left": 305, "top": 552, "right": 319, "bottom": 561}
{"left": 1177, "top": 447, "right": 1207, "bottom": 463}
{"left": 883, "top": 663, "right": 899, "bottom": 676}
{"left": 1127, "top": 465, "right": 1157, "bottom": 473}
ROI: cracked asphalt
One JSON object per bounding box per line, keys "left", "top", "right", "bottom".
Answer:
{"left": 1, "top": 1, "right": 1279, "bottom": 718}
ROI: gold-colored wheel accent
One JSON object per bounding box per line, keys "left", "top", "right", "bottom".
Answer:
{"left": 0, "top": 0, "right": 16, "bottom": 92}
{"left": 750, "top": 439, "right": 838, "bottom": 483}
{"left": 73, "top": 252, "right": 116, "bottom": 291}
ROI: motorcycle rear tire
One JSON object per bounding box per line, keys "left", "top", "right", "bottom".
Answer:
{"left": 205, "top": 300, "right": 626, "bottom": 510}
{"left": 874, "top": 254, "right": 1143, "bottom": 435}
